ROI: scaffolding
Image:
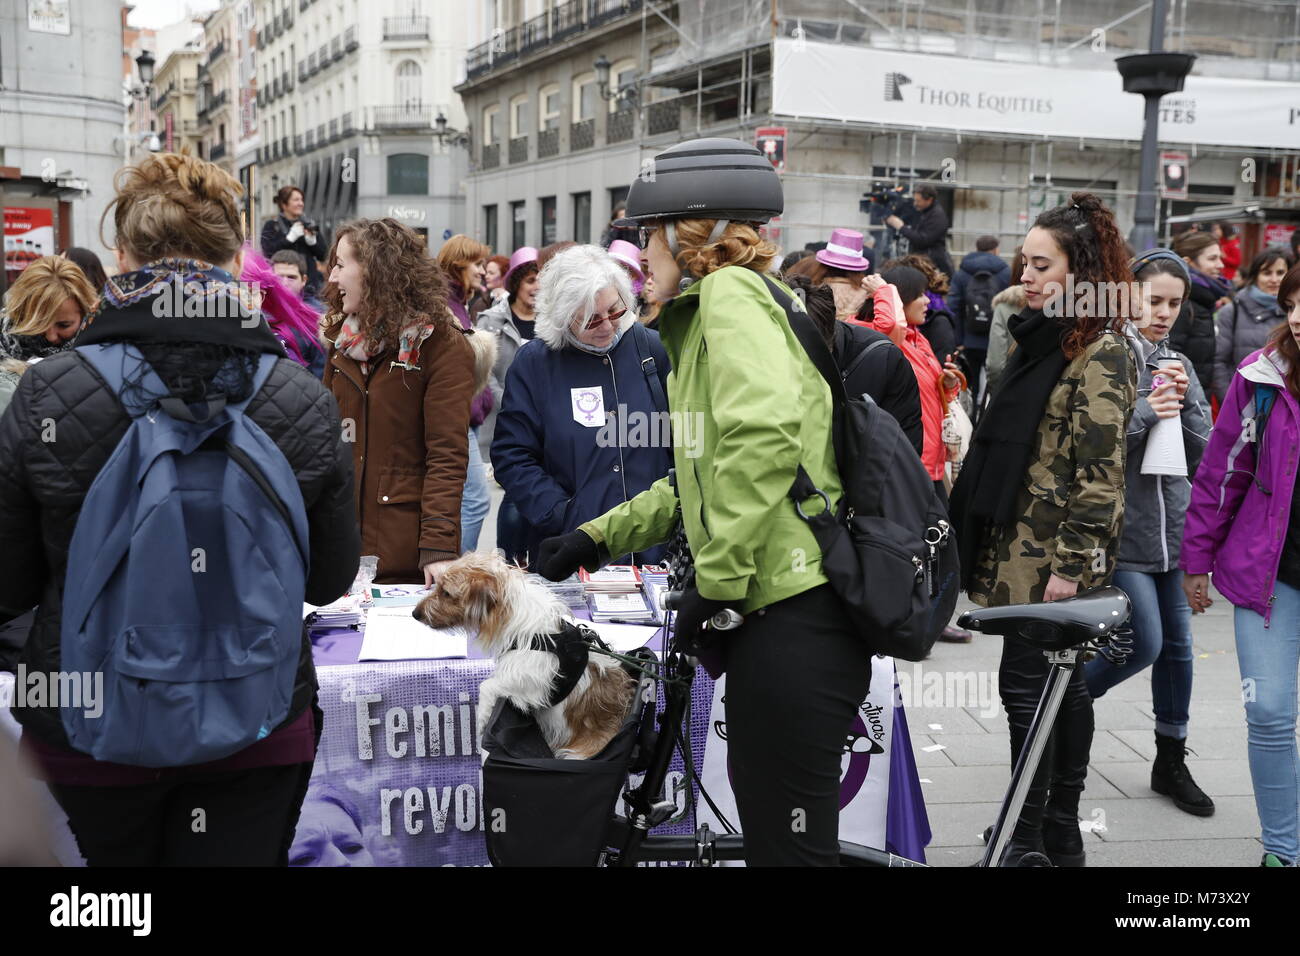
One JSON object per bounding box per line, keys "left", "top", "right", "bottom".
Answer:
{"left": 629, "top": 0, "right": 1300, "bottom": 253}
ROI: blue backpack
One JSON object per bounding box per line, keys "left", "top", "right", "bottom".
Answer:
{"left": 60, "top": 343, "right": 309, "bottom": 767}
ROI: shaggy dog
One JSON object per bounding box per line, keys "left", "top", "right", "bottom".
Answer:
{"left": 414, "top": 552, "right": 635, "bottom": 759}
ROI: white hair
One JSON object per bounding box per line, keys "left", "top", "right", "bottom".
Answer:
{"left": 533, "top": 244, "right": 637, "bottom": 351}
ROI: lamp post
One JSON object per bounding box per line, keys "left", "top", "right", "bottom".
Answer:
{"left": 122, "top": 49, "right": 159, "bottom": 164}
{"left": 594, "top": 54, "right": 638, "bottom": 106}
{"left": 1116, "top": 0, "right": 1195, "bottom": 251}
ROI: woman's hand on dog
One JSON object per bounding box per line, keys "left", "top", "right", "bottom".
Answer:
{"left": 537, "top": 530, "right": 600, "bottom": 581}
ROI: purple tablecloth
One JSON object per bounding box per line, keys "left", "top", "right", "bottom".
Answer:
{"left": 307, "top": 615, "right": 931, "bottom": 862}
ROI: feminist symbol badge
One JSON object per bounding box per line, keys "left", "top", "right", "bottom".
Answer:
{"left": 571, "top": 387, "right": 606, "bottom": 427}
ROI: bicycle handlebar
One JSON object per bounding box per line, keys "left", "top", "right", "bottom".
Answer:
{"left": 659, "top": 590, "right": 744, "bottom": 630}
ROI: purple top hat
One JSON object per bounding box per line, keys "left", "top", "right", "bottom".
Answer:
{"left": 815, "top": 228, "right": 871, "bottom": 271}
{"left": 503, "top": 246, "right": 539, "bottom": 285}
{"left": 607, "top": 239, "right": 646, "bottom": 293}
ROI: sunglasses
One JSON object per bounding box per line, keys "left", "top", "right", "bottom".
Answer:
{"left": 637, "top": 224, "right": 658, "bottom": 249}
{"left": 582, "top": 306, "right": 628, "bottom": 331}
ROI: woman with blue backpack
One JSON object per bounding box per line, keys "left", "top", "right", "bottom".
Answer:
{"left": 1182, "top": 261, "right": 1300, "bottom": 867}
{"left": 0, "top": 152, "right": 360, "bottom": 866}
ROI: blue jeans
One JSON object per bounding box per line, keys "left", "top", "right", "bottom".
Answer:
{"left": 1085, "top": 569, "right": 1193, "bottom": 738}
{"left": 460, "top": 427, "right": 490, "bottom": 553}
{"left": 1234, "top": 579, "right": 1300, "bottom": 862}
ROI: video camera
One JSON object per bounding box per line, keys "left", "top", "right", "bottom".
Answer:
{"left": 860, "top": 182, "right": 912, "bottom": 218}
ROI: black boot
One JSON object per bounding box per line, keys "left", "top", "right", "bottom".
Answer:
{"left": 980, "top": 825, "right": 1053, "bottom": 866}
{"left": 1042, "top": 812, "right": 1086, "bottom": 867}
{"left": 1151, "top": 732, "right": 1215, "bottom": 817}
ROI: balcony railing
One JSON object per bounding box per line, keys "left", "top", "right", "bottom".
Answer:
{"left": 282, "top": 70, "right": 292, "bottom": 92}
{"left": 210, "top": 142, "right": 228, "bottom": 161}
{"left": 465, "top": 0, "right": 642, "bottom": 79}
{"left": 317, "top": 122, "right": 326, "bottom": 143}
{"left": 307, "top": 51, "right": 318, "bottom": 74}
{"left": 341, "top": 111, "right": 354, "bottom": 135}
{"left": 373, "top": 105, "right": 434, "bottom": 130}
{"left": 607, "top": 108, "right": 635, "bottom": 144}
{"left": 383, "top": 15, "right": 429, "bottom": 41}
{"left": 508, "top": 135, "right": 529, "bottom": 163}
{"left": 331, "top": 35, "right": 342, "bottom": 60}
{"left": 646, "top": 98, "right": 681, "bottom": 135}
{"left": 537, "top": 127, "right": 559, "bottom": 158}
{"left": 481, "top": 143, "right": 500, "bottom": 169}
{"left": 294, "top": 133, "right": 304, "bottom": 155}
{"left": 299, "top": 62, "right": 309, "bottom": 82}
{"left": 345, "top": 26, "right": 358, "bottom": 51}
{"left": 570, "top": 118, "right": 594, "bottom": 151}
{"left": 209, "top": 40, "right": 226, "bottom": 63}
{"left": 318, "top": 44, "right": 329, "bottom": 72}
{"left": 328, "top": 118, "right": 339, "bottom": 141}
{"left": 305, "top": 129, "right": 316, "bottom": 150}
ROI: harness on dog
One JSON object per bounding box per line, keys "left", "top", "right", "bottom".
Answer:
{"left": 529, "top": 621, "right": 609, "bottom": 708}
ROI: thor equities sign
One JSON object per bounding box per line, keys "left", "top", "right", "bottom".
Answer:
{"left": 775, "top": 39, "right": 1300, "bottom": 150}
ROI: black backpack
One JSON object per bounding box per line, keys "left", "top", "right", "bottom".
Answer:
{"left": 962, "top": 269, "right": 999, "bottom": 336}
{"left": 760, "top": 277, "right": 959, "bottom": 661}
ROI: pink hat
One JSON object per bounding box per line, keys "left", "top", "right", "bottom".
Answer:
{"left": 504, "top": 246, "right": 539, "bottom": 285}
{"left": 607, "top": 239, "right": 645, "bottom": 293}
{"left": 815, "top": 228, "right": 870, "bottom": 271}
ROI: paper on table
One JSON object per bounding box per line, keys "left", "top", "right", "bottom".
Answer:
{"left": 360, "top": 606, "right": 467, "bottom": 661}
{"left": 580, "top": 620, "right": 662, "bottom": 653}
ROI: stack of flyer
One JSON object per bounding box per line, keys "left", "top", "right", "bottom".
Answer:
{"left": 303, "top": 594, "right": 362, "bottom": 631}
{"left": 581, "top": 566, "right": 656, "bottom": 623}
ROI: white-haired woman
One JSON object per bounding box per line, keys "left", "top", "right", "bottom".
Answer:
{"left": 490, "top": 244, "right": 673, "bottom": 569}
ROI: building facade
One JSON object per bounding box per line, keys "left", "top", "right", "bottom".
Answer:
{"left": 198, "top": 2, "right": 240, "bottom": 176}
{"left": 234, "top": 0, "right": 261, "bottom": 228}
{"left": 459, "top": 0, "right": 1300, "bottom": 260}
{"left": 457, "top": 0, "right": 676, "bottom": 251}
{"left": 153, "top": 45, "right": 204, "bottom": 159}
{"left": 0, "top": 0, "right": 127, "bottom": 293}
{"left": 252, "top": 0, "right": 478, "bottom": 249}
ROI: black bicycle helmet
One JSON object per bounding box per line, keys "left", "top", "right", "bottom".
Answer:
{"left": 613, "top": 137, "right": 783, "bottom": 227}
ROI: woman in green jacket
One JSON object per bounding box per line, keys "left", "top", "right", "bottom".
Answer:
{"left": 538, "top": 138, "right": 868, "bottom": 866}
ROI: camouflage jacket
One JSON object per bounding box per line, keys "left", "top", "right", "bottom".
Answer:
{"left": 968, "top": 329, "right": 1136, "bottom": 607}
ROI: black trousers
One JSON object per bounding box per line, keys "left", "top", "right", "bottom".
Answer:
{"left": 721, "top": 584, "right": 873, "bottom": 866}
{"left": 999, "top": 638, "right": 1094, "bottom": 835}
{"left": 52, "top": 760, "right": 316, "bottom": 867}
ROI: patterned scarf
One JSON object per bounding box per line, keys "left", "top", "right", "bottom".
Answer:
{"left": 334, "top": 314, "right": 438, "bottom": 369}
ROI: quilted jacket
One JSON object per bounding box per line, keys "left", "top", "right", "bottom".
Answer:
{"left": 0, "top": 260, "right": 361, "bottom": 751}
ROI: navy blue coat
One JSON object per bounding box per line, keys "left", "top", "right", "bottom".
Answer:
{"left": 947, "top": 250, "right": 1011, "bottom": 349}
{"left": 491, "top": 322, "right": 672, "bottom": 569}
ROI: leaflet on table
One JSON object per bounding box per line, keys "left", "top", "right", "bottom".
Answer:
{"left": 367, "top": 583, "right": 432, "bottom": 607}
{"left": 359, "top": 606, "right": 467, "bottom": 661}
{"left": 588, "top": 591, "right": 657, "bottom": 623}
{"left": 303, "top": 595, "right": 362, "bottom": 627}
{"left": 578, "top": 620, "right": 663, "bottom": 653}
{"left": 579, "top": 565, "right": 643, "bottom": 591}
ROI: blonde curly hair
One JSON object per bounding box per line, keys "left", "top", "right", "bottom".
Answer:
{"left": 670, "top": 219, "right": 778, "bottom": 278}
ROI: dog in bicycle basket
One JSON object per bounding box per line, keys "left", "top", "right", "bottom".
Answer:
{"left": 413, "top": 552, "right": 635, "bottom": 759}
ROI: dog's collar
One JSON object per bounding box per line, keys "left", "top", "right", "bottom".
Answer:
{"left": 530, "top": 620, "right": 598, "bottom": 708}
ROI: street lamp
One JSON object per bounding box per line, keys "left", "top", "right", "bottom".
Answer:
{"left": 1116, "top": 0, "right": 1195, "bottom": 251}
{"left": 135, "top": 49, "right": 156, "bottom": 87}
{"left": 594, "top": 54, "right": 638, "bottom": 106}
{"left": 433, "top": 111, "right": 469, "bottom": 147}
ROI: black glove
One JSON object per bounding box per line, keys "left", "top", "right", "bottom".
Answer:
{"left": 671, "top": 588, "right": 732, "bottom": 651}
{"left": 536, "top": 530, "right": 599, "bottom": 581}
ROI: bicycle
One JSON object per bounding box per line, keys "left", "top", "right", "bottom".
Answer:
{"left": 592, "top": 584, "right": 1133, "bottom": 867}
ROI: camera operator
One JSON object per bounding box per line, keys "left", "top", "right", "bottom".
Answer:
{"left": 885, "top": 184, "right": 954, "bottom": 279}
{"left": 261, "top": 185, "right": 327, "bottom": 297}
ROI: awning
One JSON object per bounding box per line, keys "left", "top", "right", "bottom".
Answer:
{"left": 1166, "top": 203, "right": 1300, "bottom": 225}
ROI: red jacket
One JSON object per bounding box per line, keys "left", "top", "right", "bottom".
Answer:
{"left": 851, "top": 285, "right": 959, "bottom": 480}
{"left": 1220, "top": 237, "right": 1242, "bottom": 282}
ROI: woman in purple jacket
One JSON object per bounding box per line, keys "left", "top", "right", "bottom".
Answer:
{"left": 1182, "top": 262, "right": 1300, "bottom": 867}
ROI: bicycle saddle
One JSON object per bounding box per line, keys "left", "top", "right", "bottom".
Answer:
{"left": 956, "top": 585, "right": 1131, "bottom": 651}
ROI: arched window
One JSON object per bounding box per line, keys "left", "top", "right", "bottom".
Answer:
{"left": 396, "top": 60, "right": 422, "bottom": 110}
{"left": 538, "top": 83, "right": 560, "bottom": 132}
{"left": 387, "top": 153, "right": 428, "bottom": 195}
{"left": 608, "top": 58, "right": 637, "bottom": 113}
{"left": 571, "top": 72, "right": 596, "bottom": 121}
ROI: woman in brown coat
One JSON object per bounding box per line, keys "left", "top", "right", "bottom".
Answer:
{"left": 322, "top": 218, "right": 476, "bottom": 585}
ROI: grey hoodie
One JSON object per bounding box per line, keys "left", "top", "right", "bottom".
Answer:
{"left": 474, "top": 295, "right": 531, "bottom": 458}
{"left": 1212, "top": 286, "right": 1287, "bottom": 402}
{"left": 983, "top": 284, "right": 1026, "bottom": 396}
{"left": 1117, "top": 323, "right": 1212, "bottom": 574}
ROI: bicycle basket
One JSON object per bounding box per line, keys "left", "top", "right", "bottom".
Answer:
{"left": 482, "top": 655, "right": 658, "bottom": 867}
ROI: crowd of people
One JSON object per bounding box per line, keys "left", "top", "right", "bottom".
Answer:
{"left": 1, "top": 141, "right": 1299, "bottom": 869}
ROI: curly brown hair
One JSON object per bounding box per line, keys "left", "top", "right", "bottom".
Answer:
{"left": 322, "top": 218, "right": 452, "bottom": 352}
{"left": 671, "top": 218, "right": 777, "bottom": 277}
{"left": 1031, "top": 191, "right": 1133, "bottom": 358}
{"left": 881, "top": 253, "right": 948, "bottom": 295}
